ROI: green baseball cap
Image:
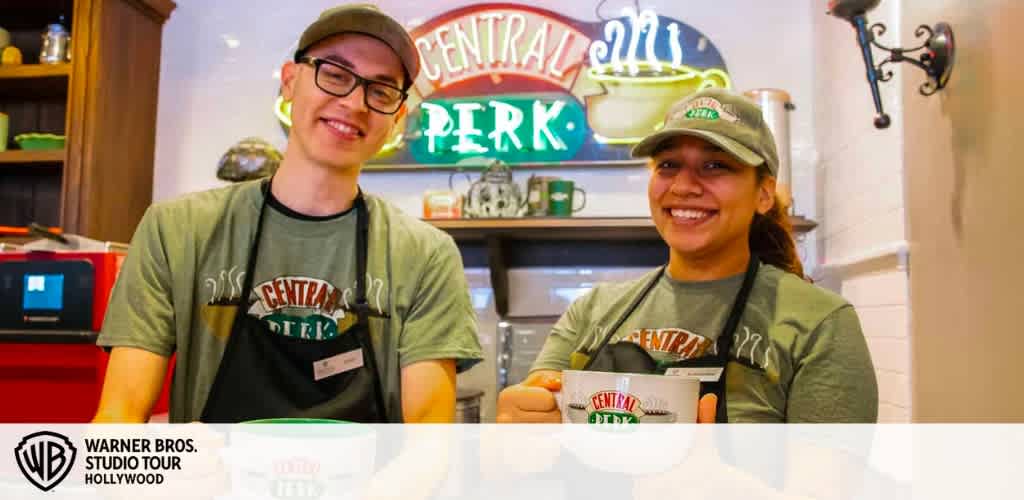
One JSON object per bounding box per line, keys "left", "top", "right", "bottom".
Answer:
{"left": 631, "top": 88, "right": 779, "bottom": 177}
{"left": 294, "top": 4, "right": 420, "bottom": 90}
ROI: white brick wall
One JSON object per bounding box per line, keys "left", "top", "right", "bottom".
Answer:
{"left": 812, "top": 1, "right": 913, "bottom": 421}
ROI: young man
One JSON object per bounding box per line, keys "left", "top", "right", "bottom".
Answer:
{"left": 93, "top": 5, "right": 483, "bottom": 423}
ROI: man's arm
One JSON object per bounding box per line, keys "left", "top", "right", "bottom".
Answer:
{"left": 396, "top": 234, "right": 483, "bottom": 422}
{"left": 92, "top": 347, "right": 169, "bottom": 422}
{"left": 93, "top": 205, "right": 177, "bottom": 422}
{"left": 401, "top": 359, "right": 456, "bottom": 423}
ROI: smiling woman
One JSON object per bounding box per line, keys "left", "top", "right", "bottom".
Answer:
{"left": 497, "top": 88, "right": 878, "bottom": 424}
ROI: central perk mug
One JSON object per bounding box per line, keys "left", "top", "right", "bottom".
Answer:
{"left": 526, "top": 175, "right": 558, "bottom": 216}
{"left": 547, "top": 179, "right": 585, "bottom": 217}
{"left": 559, "top": 370, "right": 700, "bottom": 424}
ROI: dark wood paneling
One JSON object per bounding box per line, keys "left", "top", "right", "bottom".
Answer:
{"left": 0, "top": 96, "right": 67, "bottom": 138}
{"left": 0, "top": 168, "right": 63, "bottom": 227}
{"left": 70, "top": 0, "right": 168, "bottom": 242}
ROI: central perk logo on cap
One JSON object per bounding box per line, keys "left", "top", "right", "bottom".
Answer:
{"left": 681, "top": 97, "right": 739, "bottom": 123}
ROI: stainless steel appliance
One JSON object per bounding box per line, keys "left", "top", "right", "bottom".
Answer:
{"left": 497, "top": 316, "right": 560, "bottom": 389}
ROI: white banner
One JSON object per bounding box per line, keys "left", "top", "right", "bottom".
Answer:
{"left": 0, "top": 424, "right": 1019, "bottom": 500}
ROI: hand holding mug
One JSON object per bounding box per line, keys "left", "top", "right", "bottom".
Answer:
{"left": 496, "top": 370, "right": 563, "bottom": 423}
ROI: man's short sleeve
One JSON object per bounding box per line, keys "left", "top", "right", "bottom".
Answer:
{"left": 96, "top": 205, "right": 176, "bottom": 357}
{"left": 396, "top": 236, "right": 483, "bottom": 372}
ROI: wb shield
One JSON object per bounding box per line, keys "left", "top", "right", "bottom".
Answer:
{"left": 15, "top": 431, "right": 77, "bottom": 491}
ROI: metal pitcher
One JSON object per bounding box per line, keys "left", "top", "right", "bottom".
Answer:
{"left": 40, "top": 22, "right": 71, "bottom": 64}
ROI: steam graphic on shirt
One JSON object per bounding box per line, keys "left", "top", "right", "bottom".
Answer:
{"left": 199, "top": 267, "right": 387, "bottom": 341}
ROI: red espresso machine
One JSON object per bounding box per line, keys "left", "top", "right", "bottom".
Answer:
{"left": 0, "top": 240, "right": 172, "bottom": 422}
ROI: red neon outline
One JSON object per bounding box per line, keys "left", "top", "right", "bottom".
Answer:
{"left": 410, "top": 3, "right": 592, "bottom": 97}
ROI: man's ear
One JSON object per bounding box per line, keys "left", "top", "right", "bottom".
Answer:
{"left": 757, "top": 175, "right": 777, "bottom": 215}
{"left": 280, "top": 61, "right": 299, "bottom": 101}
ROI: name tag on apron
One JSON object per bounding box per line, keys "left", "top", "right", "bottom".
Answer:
{"left": 313, "top": 349, "right": 364, "bottom": 381}
{"left": 665, "top": 366, "right": 724, "bottom": 382}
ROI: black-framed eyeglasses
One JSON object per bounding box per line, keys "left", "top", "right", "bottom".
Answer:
{"left": 298, "top": 56, "right": 407, "bottom": 115}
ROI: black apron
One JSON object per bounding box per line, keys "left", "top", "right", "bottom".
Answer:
{"left": 201, "top": 179, "right": 390, "bottom": 423}
{"left": 576, "top": 256, "right": 760, "bottom": 423}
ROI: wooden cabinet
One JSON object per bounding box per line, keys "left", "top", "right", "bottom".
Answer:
{"left": 0, "top": 0, "right": 175, "bottom": 244}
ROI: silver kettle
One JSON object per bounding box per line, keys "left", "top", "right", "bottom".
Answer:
{"left": 40, "top": 20, "right": 71, "bottom": 64}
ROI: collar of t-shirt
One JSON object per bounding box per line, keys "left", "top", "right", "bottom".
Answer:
{"left": 266, "top": 191, "right": 355, "bottom": 221}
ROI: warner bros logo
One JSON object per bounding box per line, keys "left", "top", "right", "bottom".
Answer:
{"left": 14, "top": 431, "right": 78, "bottom": 492}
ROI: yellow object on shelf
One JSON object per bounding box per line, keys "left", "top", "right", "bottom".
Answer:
{"left": 1, "top": 46, "right": 23, "bottom": 65}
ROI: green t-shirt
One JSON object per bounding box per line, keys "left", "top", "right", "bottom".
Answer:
{"left": 532, "top": 264, "right": 878, "bottom": 422}
{"left": 97, "top": 180, "right": 483, "bottom": 422}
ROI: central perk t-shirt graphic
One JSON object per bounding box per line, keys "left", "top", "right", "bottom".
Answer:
{"left": 620, "top": 327, "right": 714, "bottom": 363}
{"left": 247, "top": 275, "right": 358, "bottom": 340}
{"left": 200, "top": 266, "right": 387, "bottom": 341}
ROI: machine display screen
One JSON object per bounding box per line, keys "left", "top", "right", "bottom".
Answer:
{"left": 23, "top": 274, "right": 64, "bottom": 311}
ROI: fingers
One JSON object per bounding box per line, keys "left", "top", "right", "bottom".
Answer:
{"left": 698, "top": 393, "right": 718, "bottom": 423}
{"left": 505, "top": 385, "right": 560, "bottom": 412}
{"left": 524, "top": 372, "right": 565, "bottom": 393}
{"left": 497, "top": 377, "right": 563, "bottom": 423}
{"left": 522, "top": 371, "right": 562, "bottom": 392}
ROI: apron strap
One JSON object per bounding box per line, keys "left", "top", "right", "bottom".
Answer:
{"left": 350, "top": 192, "right": 391, "bottom": 422}
{"left": 707, "top": 256, "right": 761, "bottom": 423}
{"left": 238, "top": 178, "right": 272, "bottom": 307}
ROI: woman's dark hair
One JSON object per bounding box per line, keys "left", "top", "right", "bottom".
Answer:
{"left": 750, "top": 165, "right": 804, "bottom": 277}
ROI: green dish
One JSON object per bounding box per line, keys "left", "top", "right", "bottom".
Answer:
{"left": 14, "top": 133, "right": 66, "bottom": 150}
{"left": 234, "top": 418, "right": 373, "bottom": 439}
{"left": 242, "top": 418, "right": 351, "bottom": 424}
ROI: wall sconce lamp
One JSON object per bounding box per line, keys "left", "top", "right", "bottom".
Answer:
{"left": 827, "top": 0, "right": 955, "bottom": 129}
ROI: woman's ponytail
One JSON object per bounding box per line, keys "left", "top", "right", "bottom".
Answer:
{"left": 749, "top": 166, "right": 804, "bottom": 277}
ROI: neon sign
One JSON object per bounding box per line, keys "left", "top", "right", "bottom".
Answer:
{"left": 276, "top": 4, "right": 731, "bottom": 168}
{"left": 412, "top": 8, "right": 591, "bottom": 94}
{"left": 413, "top": 94, "right": 586, "bottom": 164}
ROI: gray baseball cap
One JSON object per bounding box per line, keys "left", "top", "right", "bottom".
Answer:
{"left": 631, "top": 88, "right": 779, "bottom": 177}
{"left": 294, "top": 4, "right": 420, "bottom": 90}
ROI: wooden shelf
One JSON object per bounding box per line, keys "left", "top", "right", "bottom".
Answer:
{"left": 0, "top": 64, "right": 71, "bottom": 80}
{"left": 427, "top": 215, "right": 817, "bottom": 241}
{"left": 0, "top": 149, "right": 65, "bottom": 164}
{"left": 0, "top": 64, "right": 71, "bottom": 98}
{"left": 427, "top": 217, "right": 657, "bottom": 241}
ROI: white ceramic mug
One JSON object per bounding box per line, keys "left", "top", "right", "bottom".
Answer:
{"left": 559, "top": 370, "right": 700, "bottom": 424}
